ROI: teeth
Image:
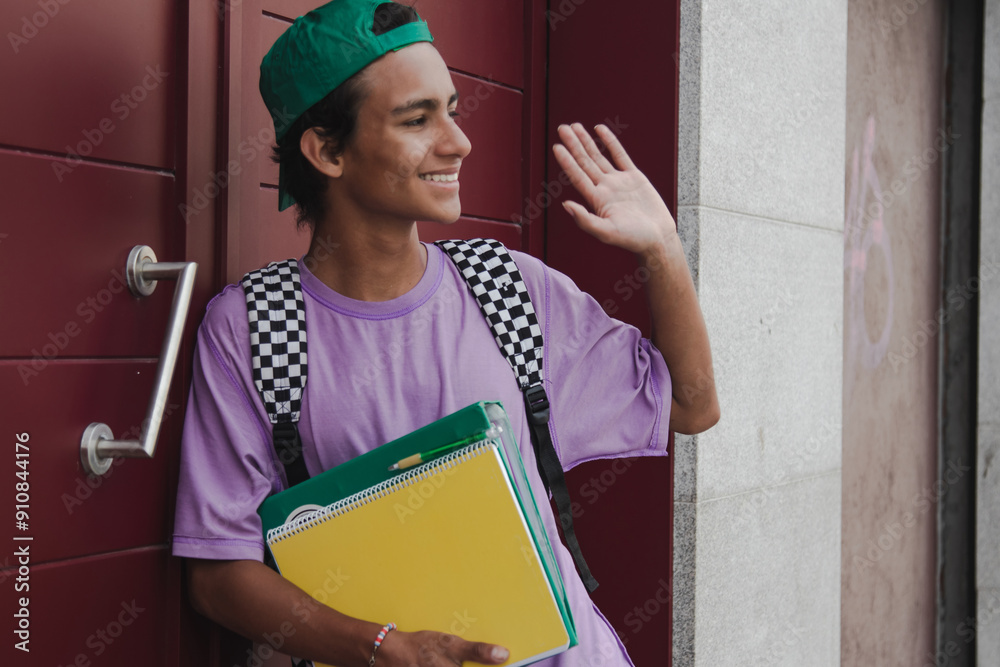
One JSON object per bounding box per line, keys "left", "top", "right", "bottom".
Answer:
{"left": 419, "top": 173, "right": 458, "bottom": 182}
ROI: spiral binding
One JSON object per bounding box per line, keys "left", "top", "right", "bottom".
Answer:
{"left": 267, "top": 440, "right": 497, "bottom": 544}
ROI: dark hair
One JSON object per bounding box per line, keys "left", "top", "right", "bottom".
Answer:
{"left": 272, "top": 2, "right": 422, "bottom": 230}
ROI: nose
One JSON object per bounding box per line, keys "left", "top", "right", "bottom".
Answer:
{"left": 437, "top": 115, "right": 472, "bottom": 159}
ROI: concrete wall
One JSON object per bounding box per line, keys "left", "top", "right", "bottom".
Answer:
{"left": 979, "top": 1, "right": 1000, "bottom": 663}
{"left": 673, "top": 1, "right": 845, "bottom": 664}
{"left": 840, "top": 1, "right": 944, "bottom": 665}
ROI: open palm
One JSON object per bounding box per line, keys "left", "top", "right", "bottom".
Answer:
{"left": 552, "top": 123, "right": 677, "bottom": 255}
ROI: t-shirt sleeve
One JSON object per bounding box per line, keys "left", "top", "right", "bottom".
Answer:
{"left": 511, "top": 251, "right": 672, "bottom": 469}
{"left": 171, "top": 285, "right": 279, "bottom": 562}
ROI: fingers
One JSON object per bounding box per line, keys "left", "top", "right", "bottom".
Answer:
{"left": 554, "top": 123, "right": 604, "bottom": 185}
{"left": 566, "top": 123, "right": 616, "bottom": 174}
{"left": 395, "top": 631, "right": 509, "bottom": 667}
{"left": 456, "top": 640, "right": 510, "bottom": 665}
{"left": 594, "top": 123, "right": 636, "bottom": 171}
{"left": 552, "top": 142, "right": 597, "bottom": 201}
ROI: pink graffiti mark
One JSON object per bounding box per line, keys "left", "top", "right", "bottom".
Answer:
{"left": 845, "top": 115, "right": 895, "bottom": 371}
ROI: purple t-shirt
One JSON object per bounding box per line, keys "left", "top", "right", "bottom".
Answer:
{"left": 172, "top": 242, "right": 671, "bottom": 667}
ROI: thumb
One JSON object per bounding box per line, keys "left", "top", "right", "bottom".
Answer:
{"left": 455, "top": 639, "right": 510, "bottom": 665}
{"left": 562, "top": 200, "right": 613, "bottom": 244}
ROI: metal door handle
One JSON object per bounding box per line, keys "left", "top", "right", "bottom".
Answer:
{"left": 80, "top": 245, "right": 198, "bottom": 476}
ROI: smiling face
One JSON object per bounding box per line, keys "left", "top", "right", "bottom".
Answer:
{"left": 331, "top": 42, "right": 472, "bottom": 228}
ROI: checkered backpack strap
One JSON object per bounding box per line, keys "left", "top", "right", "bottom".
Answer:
{"left": 241, "top": 259, "right": 310, "bottom": 488}
{"left": 434, "top": 238, "right": 599, "bottom": 593}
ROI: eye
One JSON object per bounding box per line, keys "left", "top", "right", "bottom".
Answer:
{"left": 448, "top": 109, "right": 460, "bottom": 119}
{"left": 403, "top": 117, "right": 427, "bottom": 127}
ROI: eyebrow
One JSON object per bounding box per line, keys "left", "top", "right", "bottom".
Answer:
{"left": 391, "top": 91, "right": 460, "bottom": 116}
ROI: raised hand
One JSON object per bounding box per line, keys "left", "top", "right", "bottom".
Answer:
{"left": 552, "top": 122, "right": 720, "bottom": 435}
{"left": 552, "top": 123, "right": 677, "bottom": 256}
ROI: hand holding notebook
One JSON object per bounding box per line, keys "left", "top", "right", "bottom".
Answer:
{"left": 375, "top": 628, "right": 511, "bottom": 666}
{"left": 260, "top": 402, "right": 577, "bottom": 667}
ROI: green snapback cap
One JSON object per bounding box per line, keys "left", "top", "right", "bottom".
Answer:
{"left": 260, "top": 0, "right": 434, "bottom": 211}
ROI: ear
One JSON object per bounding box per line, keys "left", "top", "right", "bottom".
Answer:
{"left": 300, "top": 128, "right": 344, "bottom": 178}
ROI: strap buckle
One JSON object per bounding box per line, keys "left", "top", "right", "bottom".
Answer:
{"left": 524, "top": 384, "right": 550, "bottom": 426}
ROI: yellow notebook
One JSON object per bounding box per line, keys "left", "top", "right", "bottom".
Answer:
{"left": 266, "top": 441, "right": 571, "bottom": 667}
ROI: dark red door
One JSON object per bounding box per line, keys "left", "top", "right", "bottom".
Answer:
{"left": 0, "top": 1, "right": 676, "bottom": 664}
{"left": 545, "top": 2, "right": 680, "bottom": 665}
{"left": 0, "top": 0, "right": 219, "bottom": 664}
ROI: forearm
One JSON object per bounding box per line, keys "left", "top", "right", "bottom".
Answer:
{"left": 639, "top": 231, "right": 719, "bottom": 434}
{"left": 188, "top": 558, "right": 379, "bottom": 667}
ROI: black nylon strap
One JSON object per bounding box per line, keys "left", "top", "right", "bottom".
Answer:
{"left": 524, "top": 386, "right": 599, "bottom": 593}
{"left": 434, "top": 238, "right": 599, "bottom": 593}
{"left": 273, "top": 421, "right": 309, "bottom": 488}
{"left": 242, "top": 259, "right": 309, "bottom": 490}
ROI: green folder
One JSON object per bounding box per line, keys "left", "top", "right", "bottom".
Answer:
{"left": 258, "top": 401, "right": 578, "bottom": 649}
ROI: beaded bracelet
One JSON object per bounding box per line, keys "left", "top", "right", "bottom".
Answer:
{"left": 368, "top": 622, "right": 397, "bottom": 667}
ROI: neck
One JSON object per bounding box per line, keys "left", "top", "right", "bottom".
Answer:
{"left": 306, "top": 217, "right": 427, "bottom": 302}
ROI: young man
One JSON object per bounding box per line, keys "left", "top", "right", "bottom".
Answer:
{"left": 172, "top": 1, "right": 719, "bottom": 666}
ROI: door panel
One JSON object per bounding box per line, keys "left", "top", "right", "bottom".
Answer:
{"left": 415, "top": 0, "right": 524, "bottom": 89}
{"left": 546, "top": 1, "right": 680, "bottom": 664}
{"left": 242, "top": 191, "right": 311, "bottom": 277}
{"left": 1, "top": 0, "right": 219, "bottom": 663}
{"left": 450, "top": 73, "right": 523, "bottom": 222}
{"left": 0, "top": 362, "right": 177, "bottom": 563}
{"left": 0, "top": 549, "right": 169, "bottom": 665}
{"left": 0, "top": 0, "right": 177, "bottom": 169}
{"left": 0, "top": 152, "right": 174, "bottom": 358}
{"left": 260, "top": 0, "right": 524, "bottom": 89}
